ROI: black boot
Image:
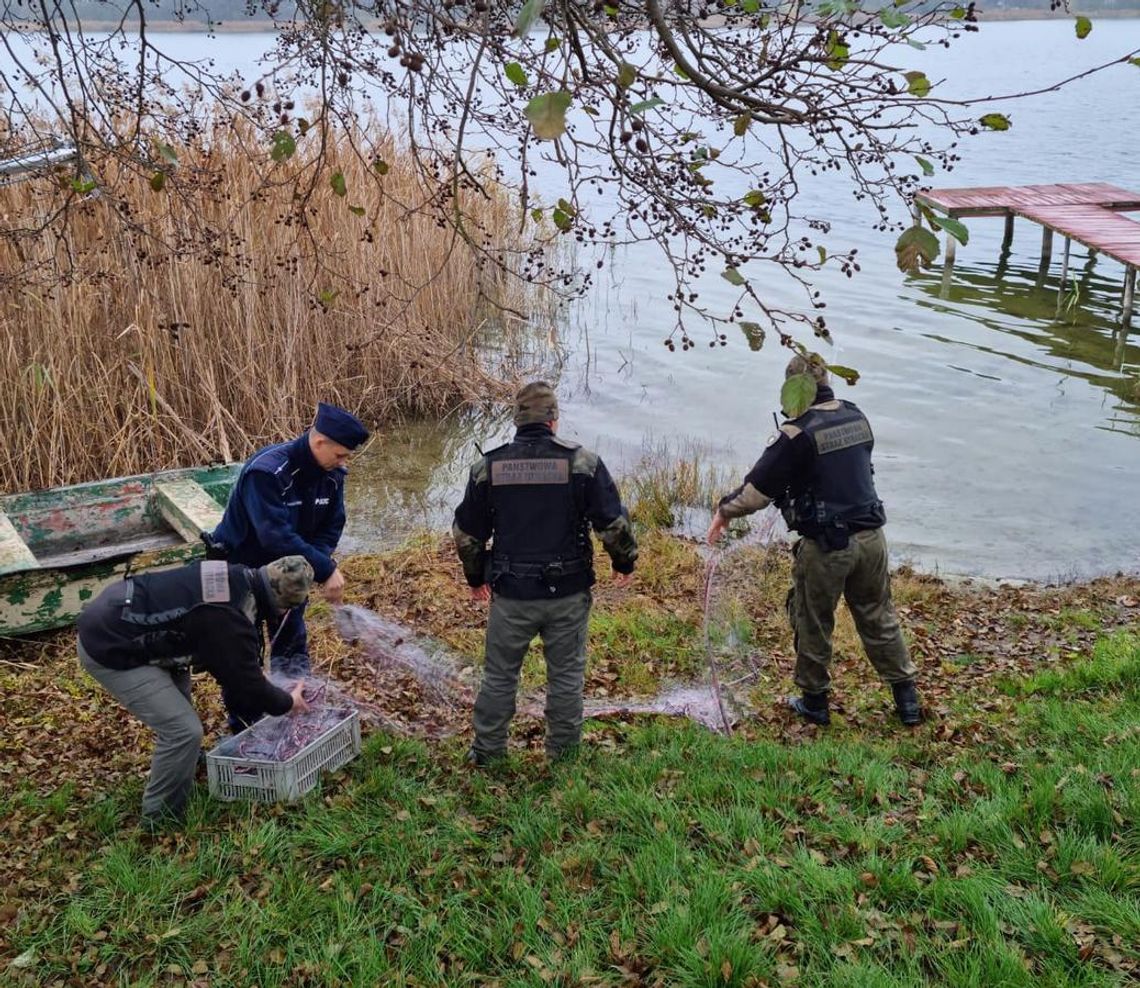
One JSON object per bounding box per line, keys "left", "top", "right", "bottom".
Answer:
{"left": 891, "top": 680, "right": 922, "bottom": 726}
{"left": 787, "top": 691, "right": 830, "bottom": 726}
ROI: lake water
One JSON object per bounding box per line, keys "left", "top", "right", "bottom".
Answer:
{"left": 352, "top": 18, "right": 1140, "bottom": 582}
{"left": 7, "top": 20, "right": 1140, "bottom": 580}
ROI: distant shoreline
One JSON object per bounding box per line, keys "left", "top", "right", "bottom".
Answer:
{"left": 28, "top": 10, "right": 1140, "bottom": 32}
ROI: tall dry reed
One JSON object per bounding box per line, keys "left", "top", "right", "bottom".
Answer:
{"left": 0, "top": 124, "right": 552, "bottom": 492}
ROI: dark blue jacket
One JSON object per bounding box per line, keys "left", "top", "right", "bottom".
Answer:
{"left": 212, "top": 433, "right": 347, "bottom": 582}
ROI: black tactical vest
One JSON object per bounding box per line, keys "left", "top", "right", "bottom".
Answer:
{"left": 486, "top": 433, "right": 593, "bottom": 598}
{"left": 117, "top": 561, "right": 263, "bottom": 665}
{"left": 782, "top": 401, "right": 885, "bottom": 547}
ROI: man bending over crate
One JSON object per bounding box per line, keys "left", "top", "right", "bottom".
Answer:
{"left": 76, "top": 556, "right": 314, "bottom": 830}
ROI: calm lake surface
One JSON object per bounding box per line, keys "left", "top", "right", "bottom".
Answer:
{"left": 353, "top": 18, "right": 1140, "bottom": 581}
{"left": 9, "top": 20, "right": 1140, "bottom": 579}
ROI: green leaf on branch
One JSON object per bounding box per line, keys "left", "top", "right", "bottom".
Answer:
{"left": 721, "top": 267, "right": 746, "bottom": 286}
{"left": 743, "top": 190, "right": 766, "bottom": 208}
{"left": 931, "top": 214, "right": 969, "bottom": 246}
{"left": 156, "top": 142, "right": 178, "bottom": 166}
{"left": 630, "top": 98, "right": 665, "bottom": 114}
{"left": 739, "top": 321, "right": 765, "bottom": 351}
{"left": 950, "top": 5, "right": 967, "bottom": 16}
{"left": 583, "top": 104, "right": 600, "bottom": 116}
{"left": 904, "top": 71, "right": 930, "bottom": 97}
{"left": 149, "top": 171, "right": 166, "bottom": 192}
{"left": 530, "top": 208, "right": 543, "bottom": 223}
{"left": 525, "top": 90, "right": 572, "bottom": 140}
{"left": 514, "top": 0, "right": 546, "bottom": 36}
{"left": 826, "top": 363, "right": 860, "bottom": 385}
{"left": 348, "top": 205, "right": 365, "bottom": 216}
{"left": 742, "top": 0, "right": 760, "bottom": 11}
{"left": 545, "top": 36, "right": 561, "bottom": 52}
{"left": 915, "top": 155, "right": 934, "bottom": 177}
{"left": 556, "top": 198, "right": 576, "bottom": 216}
{"left": 878, "top": 6, "right": 909, "bottom": 28}
{"left": 373, "top": 159, "right": 390, "bottom": 175}
{"left": 318, "top": 289, "right": 339, "bottom": 307}
{"left": 70, "top": 177, "right": 97, "bottom": 194}
{"left": 733, "top": 112, "right": 752, "bottom": 136}
{"left": 1075, "top": 15, "right": 1092, "bottom": 38}
{"left": 552, "top": 207, "right": 572, "bottom": 231}
{"left": 781, "top": 373, "right": 818, "bottom": 418}
{"left": 330, "top": 171, "right": 347, "bottom": 197}
{"left": 980, "top": 113, "right": 1011, "bottom": 131}
{"left": 617, "top": 62, "right": 637, "bottom": 88}
{"left": 270, "top": 131, "right": 296, "bottom": 163}
{"left": 895, "top": 225, "right": 940, "bottom": 273}
{"left": 825, "top": 30, "right": 849, "bottom": 70}
{"left": 505, "top": 62, "right": 528, "bottom": 87}
{"left": 603, "top": 4, "right": 618, "bottom": 15}
{"left": 1130, "top": 56, "right": 1140, "bottom": 67}
{"left": 817, "top": 246, "right": 827, "bottom": 265}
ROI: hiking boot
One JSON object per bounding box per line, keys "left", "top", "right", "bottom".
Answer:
{"left": 464, "top": 747, "right": 503, "bottom": 769}
{"left": 546, "top": 744, "right": 580, "bottom": 765}
{"left": 787, "top": 691, "right": 830, "bottom": 726}
{"left": 891, "top": 680, "right": 922, "bottom": 726}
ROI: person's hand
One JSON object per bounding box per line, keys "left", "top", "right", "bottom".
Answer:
{"left": 320, "top": 567, "right": 346, "bottom": 605}
{"left": 288, "top": 681, "right": 310, "bottom": 715}
{"left": 611, "top": 571, "right": 633, "bottom": 589}
{"left": 706, "top": 511, "right": 729, "bottom": 546}
{"left": 469, "top": 584, "right": 491, "bottom": 602}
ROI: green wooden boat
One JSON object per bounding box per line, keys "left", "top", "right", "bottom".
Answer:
{"left": 0, "top": 464, "right": 240, "bottom": 636}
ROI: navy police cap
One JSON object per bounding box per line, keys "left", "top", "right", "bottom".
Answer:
{"left": 313, "top": 401, "right": 369, "bottom": 450}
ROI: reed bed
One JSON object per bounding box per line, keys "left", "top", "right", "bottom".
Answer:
{"left": 0, "top": 123, "right": 553, "bottom": 492}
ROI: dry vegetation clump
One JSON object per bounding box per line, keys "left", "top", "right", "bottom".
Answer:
{"left": 0, "top": 122, "right": 555, "bottom": 492}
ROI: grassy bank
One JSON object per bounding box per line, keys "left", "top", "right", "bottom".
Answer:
{"left": 2, "top": 519, "right": 1138, "bottom": 986}
{"left": 0, "top": 125, "right": 550, "bottom": 493}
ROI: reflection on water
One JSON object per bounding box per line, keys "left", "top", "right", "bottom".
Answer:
{"left": 341, "top": 406, "right": 515, "bottom": 553}
{"left": 910, "top": 251, "right": 1140, "bottom": 436}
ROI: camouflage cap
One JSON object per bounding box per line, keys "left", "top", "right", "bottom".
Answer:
{"left": 785, "top": 353, "right": 829, "bottom": 385}
{"left": 513, "top": 381, "right": 559, "bottom": 426}
{"left": 261, "top": 556, "right": 315, "bottom": 610}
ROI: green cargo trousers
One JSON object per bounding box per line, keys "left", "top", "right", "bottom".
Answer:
{"left": 787, "top": 527, "right": 916, "bottom": 694}
{"left": 472, "top": 590, "right": 591, "bottom": 759}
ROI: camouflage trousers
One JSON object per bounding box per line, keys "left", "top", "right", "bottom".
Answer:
{"left": 472, "top": 590, "right": 591, "bottom": 758}
{"left": 786, "top": 528, "right": 916, "bottom": 694}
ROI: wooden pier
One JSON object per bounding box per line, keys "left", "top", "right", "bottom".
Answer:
{"left": 914, "top": 183, "right": 1140, "bottom": 338}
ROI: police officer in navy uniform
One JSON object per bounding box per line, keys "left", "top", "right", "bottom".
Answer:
{"left": 77, "top": 556, "right": 314, "bottom": 828}
{"left": 707, "top": 355, "right": 920, "bottom": 727}
{"left": 452, "top": 382, "right": 639, "bottom": 764}
{"left": 210, "top": 402, "right": 369, "bottom": 675}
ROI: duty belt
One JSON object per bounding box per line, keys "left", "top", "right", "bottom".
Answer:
{"left": 490, "top": 556, "right": 589, "bottom": 581}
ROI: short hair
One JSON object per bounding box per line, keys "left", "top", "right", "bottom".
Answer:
{"left": 785, "top": 354, "right": 829, "bottom": 385}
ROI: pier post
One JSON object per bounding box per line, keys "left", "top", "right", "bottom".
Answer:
{"left": 1036, "top": 227, "right": 1054, "bottom": 287}
{"left": 939, "top": 230, "right": 957, "bottom": 299}
{"left": 1123, "top": 264, "right": 1135, "bottom": 333}
{"left": 1001, "top": 213, "right": 1014, "bottom": 251}
{"left": 1056, "top": 237, "right": 1072, "bottom": 318}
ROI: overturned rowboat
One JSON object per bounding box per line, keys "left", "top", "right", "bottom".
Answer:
{"left": 0, "top": 463, "right": 239, "bottom": 636}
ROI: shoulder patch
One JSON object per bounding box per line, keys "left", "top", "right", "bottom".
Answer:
{"left": 470, "top": 457, "right": 491, "bottom": 485}
{"left": 778, "top": 423, "right": 803, "bottom": 440}
{"left": 571, "top": 445, "right": 599, "bottom": 476}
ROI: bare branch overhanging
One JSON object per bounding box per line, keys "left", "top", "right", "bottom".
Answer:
{"left": 1, "top": 0, "right": 1134, "bottom": 349}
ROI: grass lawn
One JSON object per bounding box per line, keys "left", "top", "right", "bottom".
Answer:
{"left": 2, "top": 525, "right": 1138, "bottom": 987}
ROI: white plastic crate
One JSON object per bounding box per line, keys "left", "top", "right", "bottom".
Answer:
{"left": 205, "top": 708, "right": 361, "bottom": 803}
